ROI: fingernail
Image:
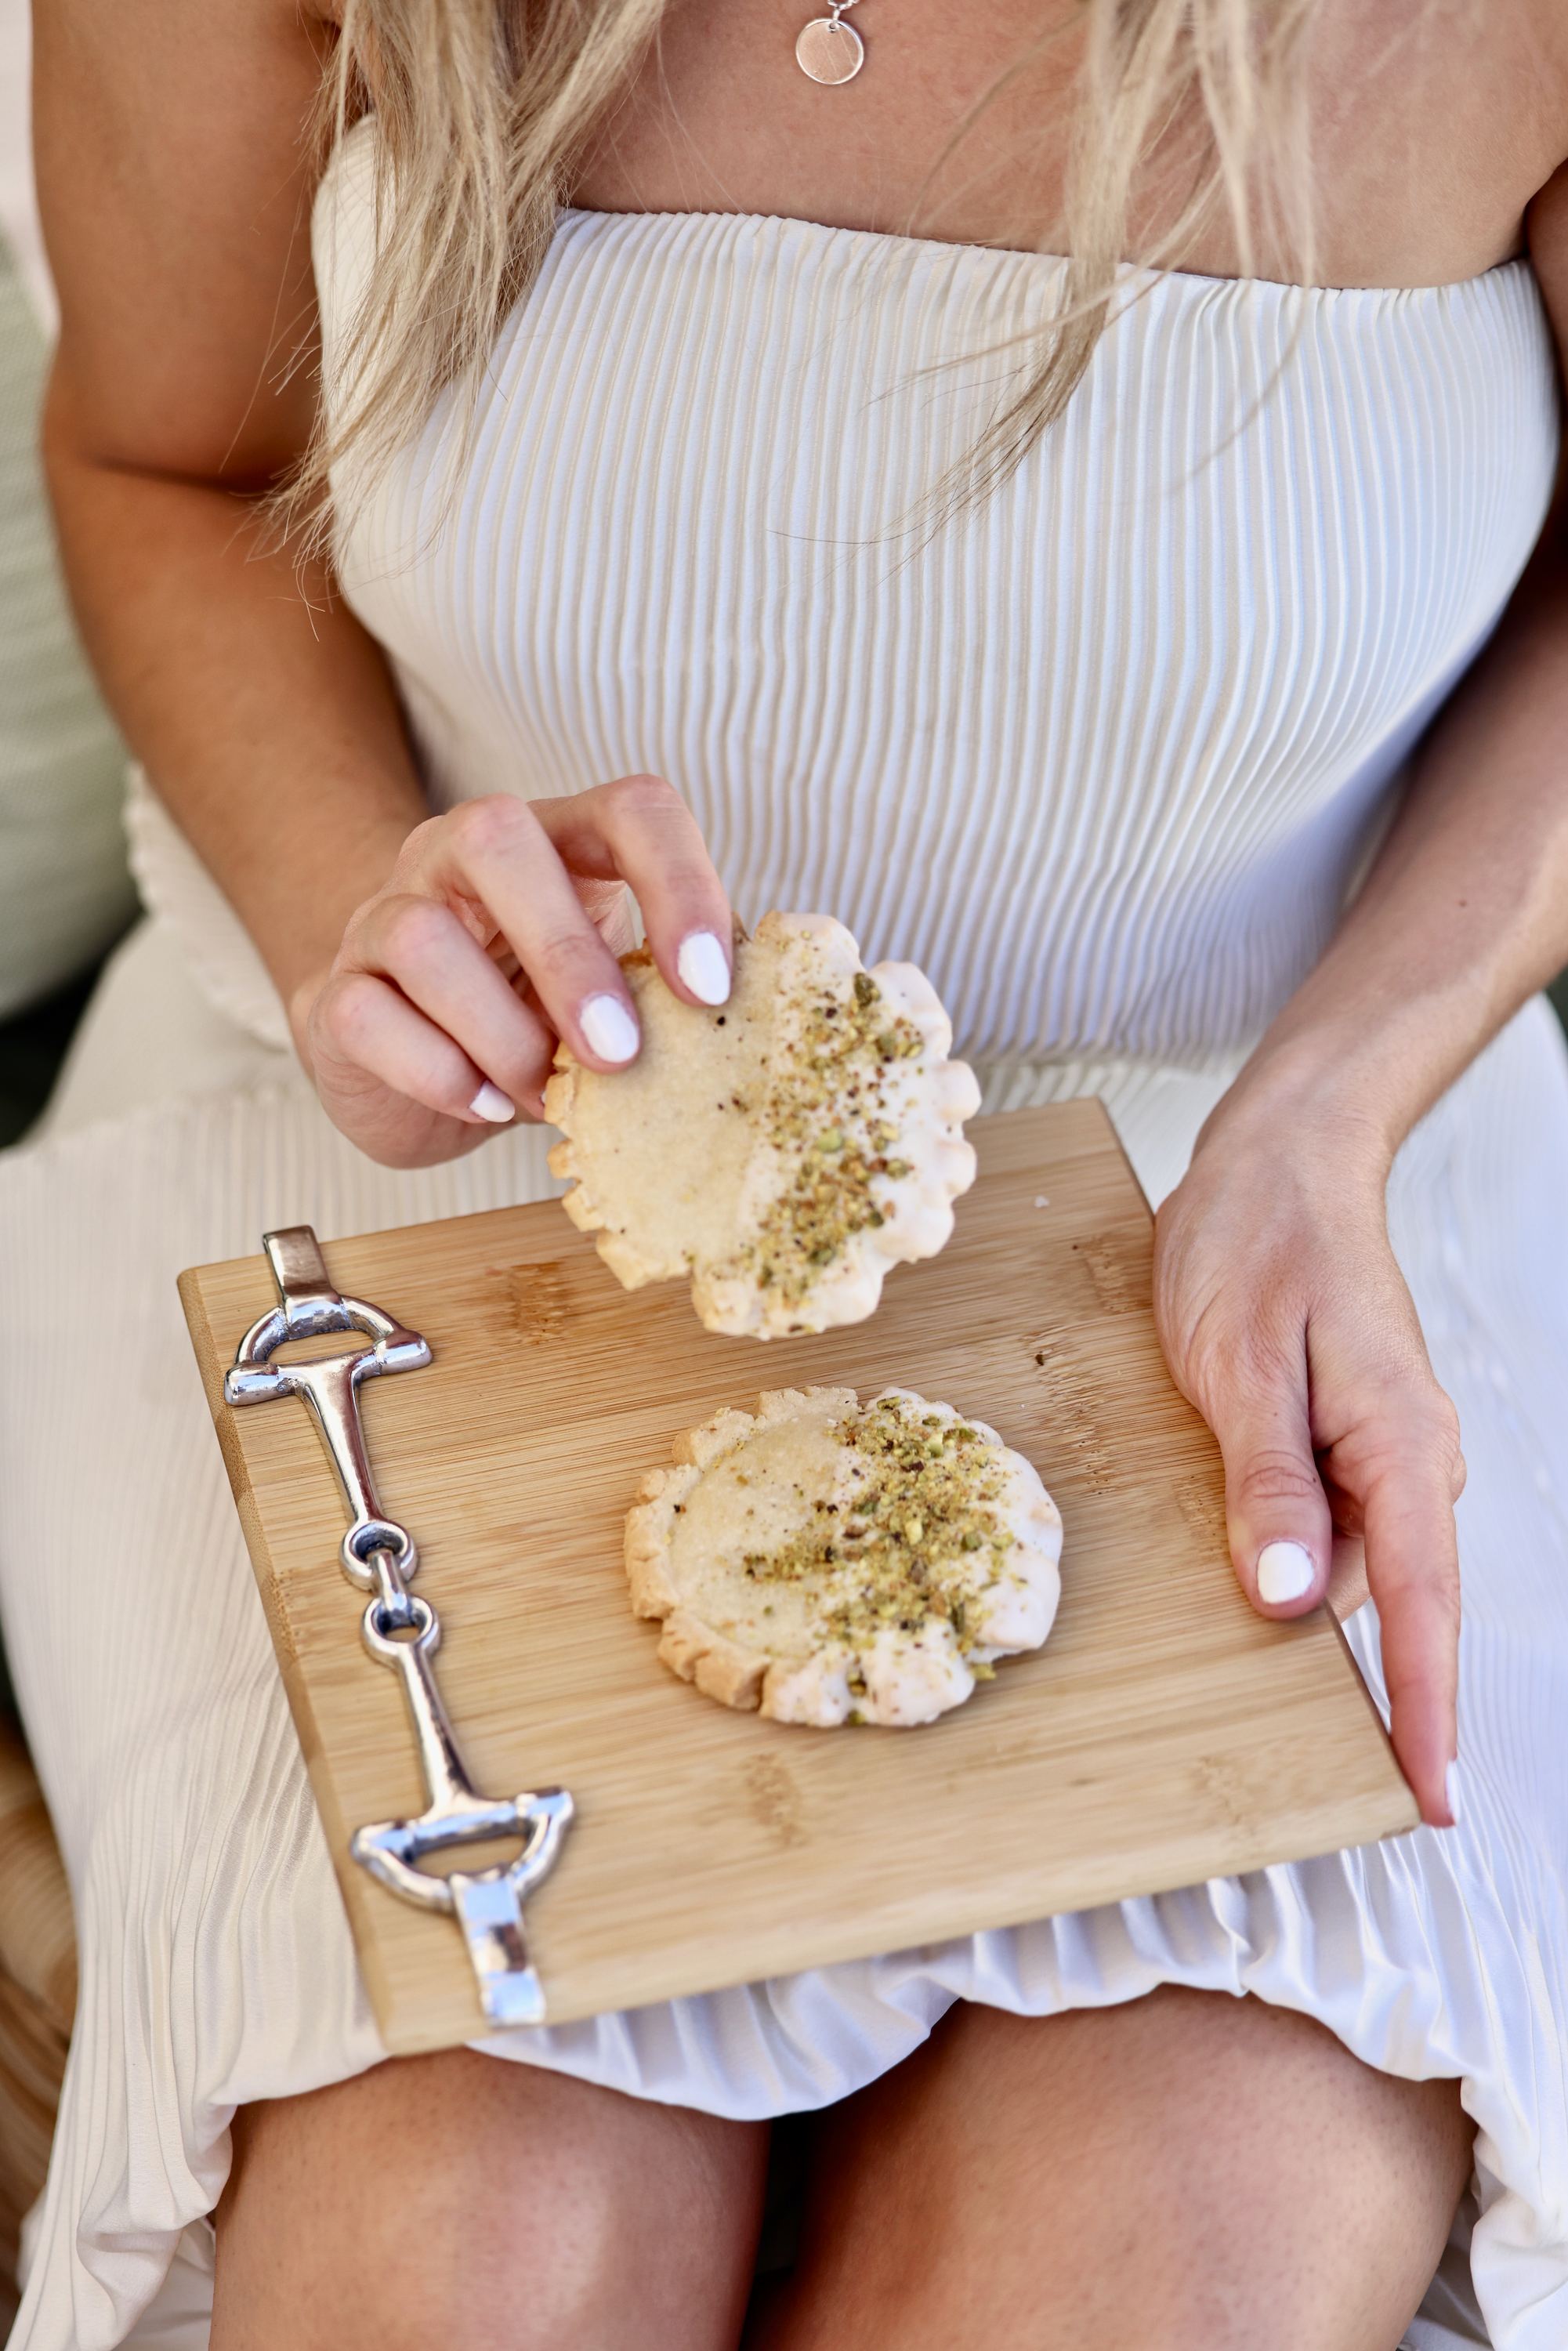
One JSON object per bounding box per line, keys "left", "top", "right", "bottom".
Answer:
{"left": 469, "top": 1081, "right": 515, "bottom": 1123}
{"left": 1445, "top": 1759, "right": 1462, "bottom": 1828}
{"left": 581, "top": 994, "right": 640, "bottom": 1064}
{"left": 677, "top": 929, "right": 731, "bottom": 1006}
{"left": 1256, "top": 1540, "right": 1315, "bottom": 1604}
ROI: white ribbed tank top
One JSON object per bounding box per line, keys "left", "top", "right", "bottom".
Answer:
{"left": 316, "top": 121, "right": 1559, "bottom": 1075}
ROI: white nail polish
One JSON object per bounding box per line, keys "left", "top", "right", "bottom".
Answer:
{"left": 469, "top": 1081, "right": 515, "bottom": 1123}
{"left": 677, "top": 929, "right": 731, "bottom": 1006}
{"left": 1256, "top": 1540, "right": 1315, "bottom": 1604}
{"left": 1445, "top": 1759, "right": 1462, "bottom": 1827}
{"left": 581, "top": 994, "right": 639, "bottom": 1064}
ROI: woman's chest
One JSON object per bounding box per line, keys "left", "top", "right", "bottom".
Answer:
{"left": 572, "top": 0, "right": 1566, "bottom": 288}
{"left": 335, "top": 213, "right": 1555, "bottom": 851}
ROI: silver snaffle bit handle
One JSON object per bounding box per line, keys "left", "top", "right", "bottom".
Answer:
{"left": 225, "top": 1226, "right": 573, "bottom": 2027}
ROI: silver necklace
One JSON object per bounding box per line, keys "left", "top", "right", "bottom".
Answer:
{"left": 796, "top": 0, "right": 867, "bottom": 85}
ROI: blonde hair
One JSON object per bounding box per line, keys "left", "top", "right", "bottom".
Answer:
{"left": 292, "top": 0, "right": 1318, "bottom": 542}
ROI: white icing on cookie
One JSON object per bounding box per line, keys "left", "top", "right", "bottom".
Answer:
{"left": 625, "top": 1387, "right": 1063, "bottom": 1727}
{"left": 545, "top": 911, "right": 980, "bottom": 1337}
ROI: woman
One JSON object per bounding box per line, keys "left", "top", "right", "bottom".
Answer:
{"left": 8, "top": 0, "right": 1568, "bottom": 2341}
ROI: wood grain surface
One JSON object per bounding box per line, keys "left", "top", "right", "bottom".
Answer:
{"left": 179, "top": 1100, "right": 1417, "bottom": 2056}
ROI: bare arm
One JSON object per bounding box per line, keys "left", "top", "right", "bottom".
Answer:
{"left": 1227, "top": 164, "right": 1568, "bottom": 1161}
{"left": 1153, "top": 161, "right": 1568, "bottom": 1828}
{"left": 37, "top": 0, "right": 421, "bottom": 988}
{"left": 36, "top": 0, "right": 733, "bottom": 1165}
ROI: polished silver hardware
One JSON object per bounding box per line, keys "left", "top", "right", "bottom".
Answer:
{"left": 226, "top": 1227, "right": 432, "bottom": 1576}
{"left": 224, "top": 1226, "right": 573, "bottom": 2027}
{"left": 795, "top": 0, "right": 865, "bottom": 83}
{"left": 354, "top": 1572, "right": 573, "bottom": 2025}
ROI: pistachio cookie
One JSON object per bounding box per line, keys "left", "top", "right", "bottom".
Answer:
{"left": 625, "top": 1387, "right": 1063, "bottom": 1727}
{"left": 545, "top": 911, "right": 980, "bottom": 1337}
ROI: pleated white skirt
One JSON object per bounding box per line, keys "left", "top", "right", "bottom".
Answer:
{"left": 4, "top": 911, "right": 1566, "bottom": 2349}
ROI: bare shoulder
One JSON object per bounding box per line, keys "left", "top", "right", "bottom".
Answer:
{"left": 34, "top": 0, "right": 341, "bottom": 482}
{"left": 1502, "top": 0, "right": 1568, "bottom": 208}
{"left": 1304, "top": 0, "right": 1568, "bottom": 285}
{"left": 1497, "top": 2, "right": 1568, "bottom": 360}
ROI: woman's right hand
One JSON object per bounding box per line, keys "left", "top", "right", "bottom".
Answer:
{"left": 292, "top": 777, "right": 734, "bottom": 1168}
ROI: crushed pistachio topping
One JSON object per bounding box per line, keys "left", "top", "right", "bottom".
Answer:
{"left": 738, "top": 1396, "right": 1014, "bottom": 1657}
{"left": 742, "top": 967, "right": 925, "bottom": 1308}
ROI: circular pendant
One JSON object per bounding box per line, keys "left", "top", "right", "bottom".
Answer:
{"left": 795, "top": 16, "right": 865, "bottom": 83}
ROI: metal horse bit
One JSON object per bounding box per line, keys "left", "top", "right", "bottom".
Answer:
{"left": 225, "top": 1226, "right": 573, "bottom": 2026}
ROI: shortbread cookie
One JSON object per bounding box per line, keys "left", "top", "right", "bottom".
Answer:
{"left": 625, "top": 1387, "right": 1063, "bottom": 1727}
{"left": 544, "top": 912, "right": 980, "bottom": 1338}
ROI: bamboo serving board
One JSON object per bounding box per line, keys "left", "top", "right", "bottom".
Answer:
{"left": 179, "top": 1100, "right": 1416, "bottom": 2056}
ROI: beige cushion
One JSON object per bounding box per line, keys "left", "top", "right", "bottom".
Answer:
{"left": 0, "top": 229, "right": 136, "bottom": 1018}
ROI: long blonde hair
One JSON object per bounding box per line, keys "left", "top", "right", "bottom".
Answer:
{"left": 294, "top": 0, "right": 1318, "bottom": 539}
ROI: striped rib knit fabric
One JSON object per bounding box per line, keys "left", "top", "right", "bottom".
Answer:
{"left": 323, "top": 124, "right": 1556, "bottom": 1089}
{"left": 1, "top": 117, "right": 1565, "bottom": 2346}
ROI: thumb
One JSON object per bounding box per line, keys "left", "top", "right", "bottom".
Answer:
{"left": 1211, "top": 1372, "right": 1334, "bottom": 1617}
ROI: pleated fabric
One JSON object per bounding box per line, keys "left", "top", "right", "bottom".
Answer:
{"left": 321, "top": 125, "right": 1556, "bottom": 1084}
{"left": 3, "top": 112, "right": 1566, "bottom": 2346}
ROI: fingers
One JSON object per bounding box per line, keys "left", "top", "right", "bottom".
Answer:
{"left": 1322, "top": 1391, "right": 1463, "bottom": 1831}
{"left": 1211, "top": 1368, "right": 1336, "bottom": 1619}
{"left": 302, "top": 974, "right": 507, "bottom": 1170}
{"left": 1154, "top": 1132, "right": 1465, "bottom": 1838}
{"left": 1215, "top": 1367, "right": 1461, "bottom": 1828}
{"left": 349, "top": 893, "right": 557, "bottom": 1114}
{"left": 1324, "top": 1530, "right": 1370, "bottom": 1624}
{"left": 304, "top": 777, "right": 730, "bottom": 1166}
{"left": 1213, "top": 1372, "right": 1461, "bottom": 1827}
{"left": 531, "top": 777, "right": 734, "bottom": 1008}
{"left": 312, "top": 968, "right": 547, "bottom": 1128}
{"left": 387, "top": 795, "right": 646, "bottom": 1074}
{"left": 1174, "top": 1273, "right": 1461, "bottom": 1829}
{"left": 386, "top": 781, "right": 733, "bottom": 1081}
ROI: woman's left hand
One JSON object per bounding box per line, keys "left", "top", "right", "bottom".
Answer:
{"left": 1152, "top": 1089, "right": 1464, "bottom": 1829}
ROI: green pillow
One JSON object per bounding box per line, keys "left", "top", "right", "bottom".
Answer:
{"left": 0, "top": 230, "right": 135, "bottom": 1018}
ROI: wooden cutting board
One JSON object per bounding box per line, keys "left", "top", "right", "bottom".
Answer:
{"left": 179, "top": 1099, "right": 1416, "bottom": 2056}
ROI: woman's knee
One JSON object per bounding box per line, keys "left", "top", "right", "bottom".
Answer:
{"left": 776, "top": 1988, "right": 1474, "bottom": 2351}
{"left": 211, "top": 2047, "right": 768, "bottom": 2351}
